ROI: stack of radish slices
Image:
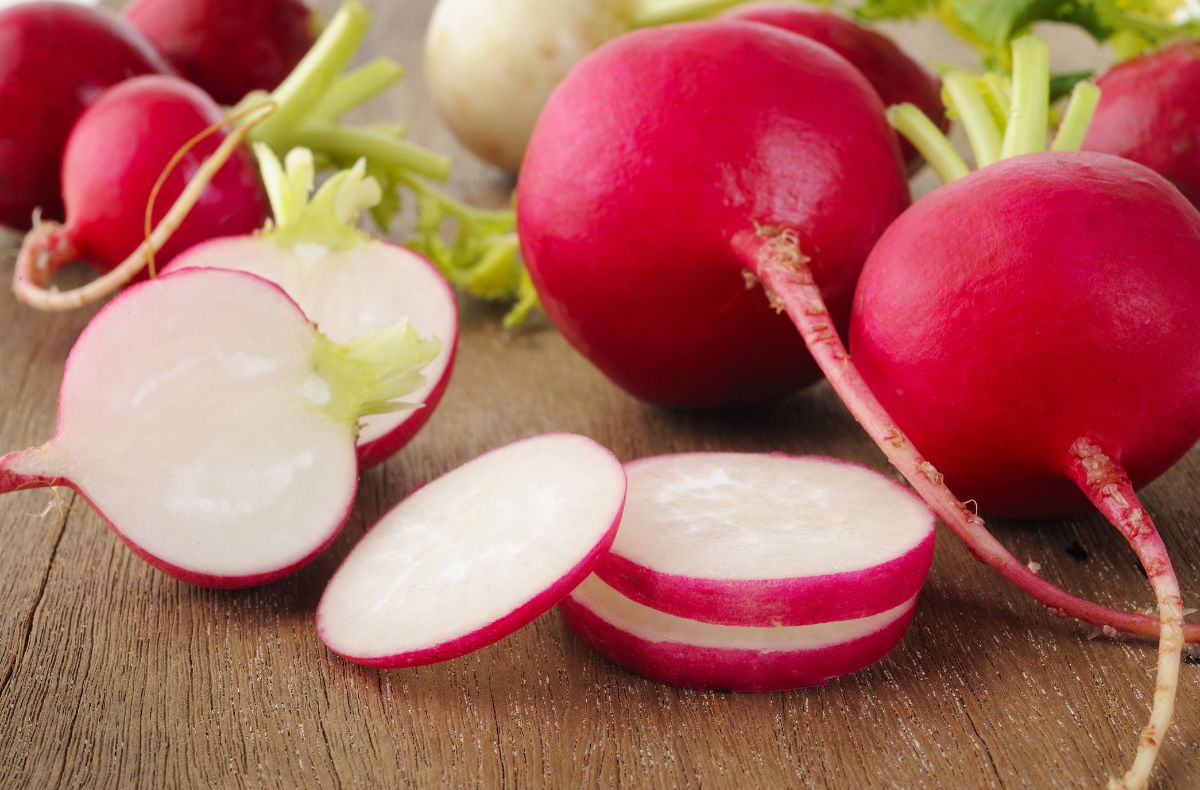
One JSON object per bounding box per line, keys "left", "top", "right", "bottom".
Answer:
{"left": 318, "top": 446, "right": 934, "bottom": 691}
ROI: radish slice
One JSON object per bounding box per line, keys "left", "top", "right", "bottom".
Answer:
{"left": 317, "top": 434, "right": 627, "bottom": 668}
{"left": 596, "top": 454, "right": 934, "bottom": 626}
{"left": 560, "top": 575, "right": 918, "bottom": 692}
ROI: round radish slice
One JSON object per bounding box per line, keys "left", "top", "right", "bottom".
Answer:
{"left": 596, "top": 454, "right": 934, "bottom": 626}
{"left": 560, "top": 575, "right": 917, "bottom": 692}
{"left": 317, "top": 434, "right": 627, "bottom": 668}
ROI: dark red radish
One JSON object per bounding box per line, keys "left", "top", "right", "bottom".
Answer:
{"left": 0, "top": 268, "right": 439, "bottom": 588}
{"left": 560, "top": 575, "right": 916, "bottom": 692}
{"left": 597, "top": 453, "right": 933, "bottom": 626}
{"left": 165, "top": 147, "right": 459, "bottom": 468}
{"left": 517, "top": 21, "right": 909, "bottom": 409}
{"left": 725, "top": 3, "right": 948, "bottom": 174}
{"left": 124, "top": 0, "right": 316, "bottom": 106}
{"left": 317, "top": 434, "right": 627, "bottom": 668}
{"left": 0, "top": 1, "right": 170, "bottom": 230}
{"left": 1084, "top": 41, "right": 1200, "bottom": 206}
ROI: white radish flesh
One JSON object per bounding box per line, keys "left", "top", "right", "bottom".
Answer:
{"left": 317, "top": 434, "right": 627, "bottom": 668}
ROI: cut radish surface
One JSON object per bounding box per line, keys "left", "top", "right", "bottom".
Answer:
{"left": 0, "top": 269, "right": 440, "bottom": 588}
{"left": 317, "top": 434, "right": 627, "bottom": 668}
{"left": 597, "top": 454, "right": 934, "bottom": 626}
{"left": 560, "top": 575, "right": 917, "bottom": 692}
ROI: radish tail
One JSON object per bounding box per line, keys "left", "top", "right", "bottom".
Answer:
{"left": 0, "top": 451, "right": 56, "bottom": 495}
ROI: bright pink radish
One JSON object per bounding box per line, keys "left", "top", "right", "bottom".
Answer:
{"left": 165, "top": 147, "right": 458, "bottom": 468}
{"left": 726, "top": 3, "right": 947, "bottom": 174}
{"left": 560, "top": 575, "right": 916, "bottom": 692}
{"left": 124, "top": 0, "right": 316, "bottom": 106}
{"left": 0, "top": 1, "right": 170, "bottom": 230}
{"left": 516, "top": 20, "right": 909, "bottom": 409}
{"left": 597, "top": 453, "right": 933, "bottom": 627}
{"left": 317, "top": 434, "right": 626, "bottom": 668}
{"left": 1084, "top": 41, "right": 1200, "bottom": 206}
{"left": 0, "top": 268, "right": 439, "bottom": 588}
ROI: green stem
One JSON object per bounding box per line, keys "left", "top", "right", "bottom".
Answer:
{"left": 981, "top": 72, "right": 1011, "bottom": 125}
{"left": 312, "top": 58, "right": 406, "bottom": 120}
{"left": 1051, "top": 81, "right": 1101, "bottom": 152}
{"left": 400, "top": 174, "right": 513, "bottom": 225}
{"left": 628, "top": 0, "right": 744, "bottom": 28}
{"left": 290, "top": 121, "right": 451, "bottom": 182}
{"left": 943, "top": 72, "right": 1003, "bottom": 169}
{"left": 887, "top": 104, "right": 970, "bottom": 184}
{"left": 999, "top": 35, "right": 1050, "bottom": 159}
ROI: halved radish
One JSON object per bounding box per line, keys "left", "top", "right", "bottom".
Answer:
{"left": 560, "top": 575, "right": 917, "bottom": 692}
{"left": 596, "top": 453, "right": 934, "bottom": 626}
{"left": 0, "top": 268, "right": 439, "bottom": 588}
{"left": 317, "top": 434, "right": 627, "bottom": 668}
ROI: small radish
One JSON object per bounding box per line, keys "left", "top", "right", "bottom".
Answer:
{"left": 165, "top": 147, "right": 459, "bottom": 468}
{"left": 517, "top": 21, "right": 909, "bottom": 408}
{"left": 0, "top": 268, "right": 439, "bottom": 588}
{"left": 0, "top": 1, "right": 170, "bottom": 230}
{"left": 317, "top": 434, "right": 627, "bottom": 668}
{"left": 124, "top": 0, "right": 317, "bottom": 106}
{"left": 560, "top": 575, "right": 917, "bottom": 692}
{"left": 596, "top": 453, "right": 933, "bottom": 626}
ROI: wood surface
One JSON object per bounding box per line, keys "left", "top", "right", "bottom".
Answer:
{"left": 1, "top": 2, "right": 1197, "bottom": 787}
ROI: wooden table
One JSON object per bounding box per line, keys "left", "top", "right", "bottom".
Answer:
{"left": 2, "top": 3, "right": 1197, "bottom": 787}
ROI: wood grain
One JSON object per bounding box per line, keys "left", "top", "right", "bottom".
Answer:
{"left": 1, "top": 3, "right": 1196, "bottom": 787}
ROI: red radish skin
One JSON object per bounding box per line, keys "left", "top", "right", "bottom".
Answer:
{"left": 0, "top": 2, "right": 170, "bottom": 229}
{"left": 1084, "top": 42, "right": 1200, "bottom": 206}
{"left": 596, "top": 453, "right": 934, "bottom": 626}
{"left": 560, "top": 576, "right": 917, "bottom": 692}
{"left": 726, "top": 3, "right": 947, "bottom": 174}
{"left": 124, "top": 0, "right": 316, "bottom": 106}
{"left": 517, "top": 21, "right": 909, "bottom": 409}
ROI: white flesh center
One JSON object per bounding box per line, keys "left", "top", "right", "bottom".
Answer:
{"left": 171, "top": 237, "right": 455, "bottom": 445}
{"left": 10, "top": 271, "right": 357, "bottom": 578}
{"left": 615, "top": 454, "right": 932, "bottom": 581}
{"left": 570, "top": 575, "right": 916, "bottom": 652}
{"left": 319, "top": 434, "right": 626, "bottom": 659}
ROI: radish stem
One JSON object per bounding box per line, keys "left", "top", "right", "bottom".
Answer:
{"left": 1000, "top": 35, "right": 1050, "bottom": 158}
{"left": 629, "top": 0, "right": 744, "bottom": 28}
{"left": 942, "top": 72, "right": 1003, "bottom": 167}
{"left": 313, "top": 58, "right": 406, "bottom": 120}
{"left": 288, "top": 121, "right": 450, "bottom": 182}
{"left": 886, "top": 104, "right": 969, "bottom": 183}
{"left": 1052, "top": 81, "right": 1102, "bottom": 152}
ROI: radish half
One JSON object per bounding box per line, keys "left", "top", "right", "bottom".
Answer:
{"left": 317, "top": 434, "right": 627, "bottom": 668}
{"left": 560, "top": 575, "right": 917, "bottom": 692}
{"left": 0, "top": 268, "right": 439, "bottom": 588}
{"left": 165, "top": 147, "right": 458, "bottom": 468}
{"left": 596, "top": 454, "right": 934, "bottom": 626}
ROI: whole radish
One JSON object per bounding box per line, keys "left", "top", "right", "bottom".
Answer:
{"left": 1084, "top": 41, "right": 1200, "bottom": 206}
{"left": 0, "top": 1, "right": 170, "bottom": 230}
{"left": 124, "top": 0, "right": 317, "bottom": 106}
{"left": 517, "top": 21, "right": 908, "bottom": 408}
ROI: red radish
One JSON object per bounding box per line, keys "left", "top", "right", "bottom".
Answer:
{"left": 124, "top": 0, "right": 317, "bottom": 106}
{"left": 725, "top": 3, "right": 948, "bottom": 174}
{"left": 596, "top": 453, "right": 933, "bottom": 627}
{"left": 0, "top": 1, "right": 170, "bottom": 230}
{"left": 1084, "top": 41, "right": 1200, "bottom": 206}
{"left": 560, "top": 575, "right": 917, "bottom": 692}
{"left": 165, "top": 147, "right": 459, "bottom": 468}
{"left": 517, "top": 21, "right": 909, "bottom": 409}
{"left": 0, "top": 268, "right": 439, "bottom": 588}
{"left": 317, "top": 434, "right": 626, "bottom": 668}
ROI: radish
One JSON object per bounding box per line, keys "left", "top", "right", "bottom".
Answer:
{"left": 596, "top": 453, "right": 934, "bottom": 627}
{"left": 0, "top": 268, "right": 439, "bottom": 588}
{"left": 0, "top": 1, "right": 170, "bottom": 230}
{"left": 1084, "top": 41, "right": 1200, "bottom": 206}
{"left": 123, "top": 0, "right": 317, "bottom": 106}
{"left": 516, "top": 21, "right": 909, "bottom": 408}
{"left": 317, "top": 434, "right": 626, "bottom": 668}
{"left": 559, "top": 575, "right": 917, "bottom": 692}
{"left": 164, "top": 146, "right": 459, "bottom": 468}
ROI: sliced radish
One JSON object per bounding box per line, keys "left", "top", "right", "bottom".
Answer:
{"left": 317, "top": 434, "right": 627, "bottom": 668}
{"left": 0, "top": 269, "right": 439, "bottom": 588}
{"left": 560, "top": 575, "right": 917, "bottom": 692}
{"left": 595, "top": 454, "right": 934, "bottom": 626}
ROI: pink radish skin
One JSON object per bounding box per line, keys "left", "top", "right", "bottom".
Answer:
{"left": 0, "top": 2, "right": 170, "bottom": 229}
{"left": 726, "top": 3, "right": 947, "bottom": 174}
{"left": 517, "top": 21, "right": 909, "bottom": 409}
{"left": 596, "top": 453, "right": 934, "bottom": 627}
{"left": 1084, "top": 42, "right": 1200, "bottom": 207}
{"left": 317, "top": 434, "right": 627, "bottom": 669}
{"left": 124, "top": 0, "right": 316, "bottom": 106}
{"left": 560, "top": 576, "right": 917, "bottom": 692}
